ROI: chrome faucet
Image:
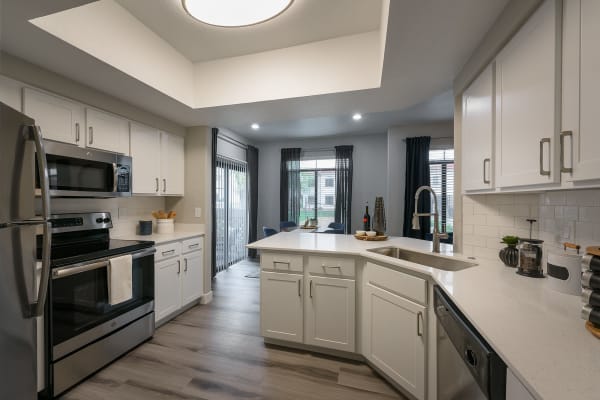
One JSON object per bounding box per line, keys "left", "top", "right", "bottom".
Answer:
{"left": 412, "top": 185, "right": 448, "bottom": 253}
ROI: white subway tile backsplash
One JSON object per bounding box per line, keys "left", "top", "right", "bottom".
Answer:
{"left": 462, "top": 190, "right": 600, "bottom": 261}
{"left": 544, "top": 191, "right": 567, "bottom": 205}
{"left": 464, "top": 234, "right": 487, "bottom": 247}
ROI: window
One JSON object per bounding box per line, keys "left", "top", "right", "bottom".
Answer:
{"left": 429, "top": 149, "right": 454, "bottom": 234}
{"left": 299, "top": 158, "right": 336, "bottom": 226}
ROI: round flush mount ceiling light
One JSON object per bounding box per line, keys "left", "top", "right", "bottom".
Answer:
{"left": 251, "top": 123, "right": 260, "bottom": 130}
{"left": 352, "top": 113, "right": 362, "bottom": 121}
{"left": 182, "top": 0, "right": 294, "bottom": 28}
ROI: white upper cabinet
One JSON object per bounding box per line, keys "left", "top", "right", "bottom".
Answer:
{"left": 85, "top": 108, "right": 130, "bottom": 155}
{"left": 495, "top": 0, "right": 560, "bottom": 188}
{"left": 561, "top": 0, "right": 600, "bottom": 183}
{"left": 130, "top": 123, "right": 161, "bottom": 195}
{"left": 160, "top": 132, "right": 185, "bottom": 196}
{"left": 22, "top": 88, "right": 84, "bottom": 146}
{"left": 462, "top": 63, "right": 495, "bottom": 192}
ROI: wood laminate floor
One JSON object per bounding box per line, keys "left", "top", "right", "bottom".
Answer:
{"left": 61, "top": 260, "right": 406, "bottom": 400}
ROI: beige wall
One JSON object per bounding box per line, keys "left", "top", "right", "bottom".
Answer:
{"left": 0, "top": 52, "right": 185, "bottom": 136}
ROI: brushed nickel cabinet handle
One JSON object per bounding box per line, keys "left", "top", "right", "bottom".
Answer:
{"left": 155, "top": 177, "right": 159, "bottom": 192}
{"left": 483, "top": 158, "right": 491, "bottom": 184}
{"left": 309, "top": 280, "right": 313, "bottom": 298}
{"left": 417, "top": 312, "right": 424, "bottom": 337}
{"left": 560, "top": 131, "right": 573, "bottom": 173}
{"left": 539, "top": 138, "right": 551, "bottom": 176}
{"left": 163, "top": 178, "right": 167, "bottom": 193}
{"left": 298, "top": 280, "right": 301, "bottom": 297}
{"left": 177, "top": 260, "right": 181, "bottom": 274}
{"left": 89, "top": 126, "right": 94, "bottom": 145}
{"left": 184, "top": 259, "right": 188, "bottom": 272}
{"left": 75, "top": 122, "right": 80, "bottom": 142}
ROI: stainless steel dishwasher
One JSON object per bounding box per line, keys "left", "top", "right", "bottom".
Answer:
{"left": 434, "top": 286, "right": 506, "bottom": 400}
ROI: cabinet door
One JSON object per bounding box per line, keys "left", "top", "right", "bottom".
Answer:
{"left": 86, "top": 108, "right": 130, "bottom": 155}
{"left": 305, "top": 276, "right": 355, "bottom": 352}
{"left": 182, "top": 250, "right": 203, "bottom": 305}
{"left": 130, "top": 122, "right": 161, "bottom": 194}
{"left": 260, "top": 271, "right": 303, "bottom": 343}
{"left": 155, "top": 257, "right": 182, "bottom": 322}
{"left": 506, "top": 369, "right": 536, "bottom": 400}
{"left": 160, "top": 132, "right": 185, "bottom": 196}
{"left": 462, "top": 63, "right": 494, "bottom": 192}
{"left": 495, "top": 0, "right": 560, "bottom": 188}
{"left": 562, "top": 0, "right": 600, "bottom": 182}
{"left": 364, "top": 284, "right": 426, "bottom": 400}
{"left": 22, "top": 87, "right": 84, "bottom": 146}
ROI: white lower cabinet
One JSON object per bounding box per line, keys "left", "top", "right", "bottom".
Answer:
{"left": 154, "top": 236, "right": 204, "bottom": 324}
{"left": 363, "top": 283, "right": 427, "bottom": 400}
{"left": 155, "top": 257, "right": 182, "bottom": 322}
{"left": 261, "top": 271, "right": 304, "bottom": 343}
{"left": 506, "top": 369, "right": 536, "bottom": 400}
{"left": 305, "top": 276, "right": 355, "bottom": 352}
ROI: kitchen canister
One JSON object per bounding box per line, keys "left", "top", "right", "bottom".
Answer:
{"left": 156, "top": 218, "right": 175, "bottom": 234}
{"left": 547, "top": 243, "right": 582, "bottom": 295}
{"left": 138, "top": 220, "right": 153, "bottom": 235}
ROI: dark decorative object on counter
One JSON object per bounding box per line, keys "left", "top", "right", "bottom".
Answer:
{"left": 499, "top": 235, "right": 519, "bottom": 267}
{"left": 372, "top": 197, "right": 386, "bottom": 236}
{"left": 139, "top": 220, "right": 152, "bottom": 235}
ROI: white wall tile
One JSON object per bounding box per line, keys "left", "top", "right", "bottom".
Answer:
{"left": 555, "top": 206, "right": 578, "bottom": 220}
{"left": 566, "top": 189, "right": 600, "bottom": 207}
{"left": 487, "top": 215, "right": 515, "bottom": 227}
{"left": 579, "top": 207, "right": 600, "bottom": 223}
{"left": 498, "top": 204, "right": 530, "bottom": 217}
{"left": 544, "top": 191, "right": 567, "bottom": 205}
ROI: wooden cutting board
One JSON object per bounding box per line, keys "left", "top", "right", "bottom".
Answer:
{"left": 586, "top": 246, "right": 600, "bottom": 257}
{"left": 586, "top": 321, "right": 600, "bottom": 339}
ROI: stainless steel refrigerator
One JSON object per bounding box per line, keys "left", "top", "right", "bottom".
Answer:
{"left": 0, "top": 102, "right": 51, "bottom": 399}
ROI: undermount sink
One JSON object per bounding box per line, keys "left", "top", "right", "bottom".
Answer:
{"left": 367, "top": 247, "right": 477, "bottom": 271}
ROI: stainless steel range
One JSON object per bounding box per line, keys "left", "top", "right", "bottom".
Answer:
{"left": 42, "top": 212, "right": 155, "bottom": 398}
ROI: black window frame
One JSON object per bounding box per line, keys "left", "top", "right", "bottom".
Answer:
{"left": 300, "top": 166, "right": 335, "bottom": 221}
{"left": 429, "top": 157, "right": 453, "bottom": 233}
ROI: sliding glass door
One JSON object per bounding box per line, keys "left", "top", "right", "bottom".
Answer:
{"left": 215, "top": 156, "right": 248, "bottom": 273}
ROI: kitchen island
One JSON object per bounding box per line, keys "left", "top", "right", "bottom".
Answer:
{"left": 248, "top": 231, "right": 600, "bottom": 400}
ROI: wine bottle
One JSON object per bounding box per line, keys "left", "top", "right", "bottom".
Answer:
{"left": 363, "top": 203, "right": 371, "bottom": 231}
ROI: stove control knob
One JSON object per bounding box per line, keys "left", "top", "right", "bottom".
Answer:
{"left": 103, "top": 218, "right": 111, "bottom": 224}
{"left": 96, "top": 218, "right": 103, "bottom": 223}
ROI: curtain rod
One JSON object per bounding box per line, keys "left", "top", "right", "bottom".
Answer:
{"left": 218, "top": 133, "right": 248, "bottom": 150}
{"left": 301, "top": 147, "right": 334, "bottom": 152}
{"left": 401, "top": 136, "right": 454, "bottom": 142}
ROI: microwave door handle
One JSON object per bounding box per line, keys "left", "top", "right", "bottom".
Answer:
{"left": 113, "top": 163, "right": 118, "bottom": 192}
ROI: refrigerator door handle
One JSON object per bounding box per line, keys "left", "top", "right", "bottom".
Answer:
{"left": 28, "top": 125, "right": 51, "bottom": 220}
{"left": 32, "top": 222, "right": 51, "bottom": 317}
{"left": 26, "top": 125, "right": 52, "bottom": 317}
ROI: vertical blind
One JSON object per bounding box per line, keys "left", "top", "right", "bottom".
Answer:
{"left": 215, "top": 155, "right": 248, "bottom": 273}
{"left": 429, "top": 149, "right": 454, "bottom": 233}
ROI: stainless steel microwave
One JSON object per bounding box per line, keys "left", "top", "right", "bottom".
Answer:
{"left": 36, "top": 140, "right": 132, "bottom": 197}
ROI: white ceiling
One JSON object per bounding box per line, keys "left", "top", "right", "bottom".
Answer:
{"left": 0, "top": 0, "right": 509, "bottom": 140}
{"left": 116, "top": 0, "right": 383, "bottom": 62}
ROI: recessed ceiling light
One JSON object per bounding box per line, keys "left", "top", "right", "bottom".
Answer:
{"left": 352, "top": 113, "right": 362, "bottom": 121}
{"left": 251, "top": 123, "right": 260, "bottom": 130}
{"left": 182, "top": 0, "right": 293, "bottom": 28}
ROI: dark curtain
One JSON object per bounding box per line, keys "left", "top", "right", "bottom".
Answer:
{"left": 334, "top": 145, "right": 353, "bottom": 234}
{"left": 403, "top": 136, "right": 431, "bottom": 239}
{"left": 247, "top": 145, "right": 259, "bottom": 259}
{"left": 280, "top": 148, "right": 301, "bottom": 224}
{"left": 210, "top": 128, "right": 219, "bottom": 278}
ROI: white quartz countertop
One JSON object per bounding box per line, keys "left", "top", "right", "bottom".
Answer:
{"left": 113, "top": 230, "right": 204, "bottom": 245}
{"left": 248, "top": 231, "right": 600, "bottom": 400}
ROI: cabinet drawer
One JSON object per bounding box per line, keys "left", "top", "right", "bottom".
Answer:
{"left": 365, "top": 262, "right": 427, "bottom": 305}
{"left": 261, "top": 253, "right": 303, "bottom": 272}
{"left": 181, "top": 237, "right": 203, "bottom": 254}
{"left": 307, "top": 255, "right": 355, "bottom": 278}
{"left": 155, "top": 242, "right": 182, "bottom": 262}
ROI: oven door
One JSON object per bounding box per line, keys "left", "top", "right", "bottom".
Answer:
{"left": 50, "top": 248, "right": 154, "bottom": 360}
{"left": 36, "top": 140, "right": 132, "bottom": 198}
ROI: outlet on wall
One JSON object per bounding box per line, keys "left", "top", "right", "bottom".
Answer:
{"left": 194, "top": 208, "right": 202, "bottom": 218}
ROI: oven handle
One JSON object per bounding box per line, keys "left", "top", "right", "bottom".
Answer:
{"left": 51, "top": 248, "right": 156, "bottom": 280}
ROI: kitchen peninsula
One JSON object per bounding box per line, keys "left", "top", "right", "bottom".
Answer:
{"left": 248, "top": 231, "right": 600, "bottom": 400}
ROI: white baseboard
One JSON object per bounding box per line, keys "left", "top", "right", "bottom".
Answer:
{"left": 200, "top": 291, "right": 213, "bottom": 304}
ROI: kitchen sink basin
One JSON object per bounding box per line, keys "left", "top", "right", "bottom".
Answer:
{"left": 366, "top": 247, "right": 477, "bottom": 271}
